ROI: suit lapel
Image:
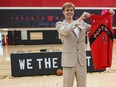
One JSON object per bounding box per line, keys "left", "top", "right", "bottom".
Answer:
{"left": 73, "top": 28, "right": 82, "bottom": 39}
{"left": 72, "top": 31, "right": 77, "bottom": 37}
{"left": 72, "top": 31, "right": 79, "bottom": 41}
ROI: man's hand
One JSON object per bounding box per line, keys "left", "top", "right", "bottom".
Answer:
{"left": 109, "top": 9, "right": 115, "bottom": 16}
{"left": 78, "top": 12, "right": 91, "bottom": 22}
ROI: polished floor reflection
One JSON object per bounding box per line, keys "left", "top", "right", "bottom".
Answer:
{"left": 0, "top": 41, "right": 116, "bottom": 87}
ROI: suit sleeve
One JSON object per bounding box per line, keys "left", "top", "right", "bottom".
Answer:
{"left": 77, "top": 20, "right": 91, "bottom": 32}
{"left": 56, "top": 20, "right": 81, "bottom": 36}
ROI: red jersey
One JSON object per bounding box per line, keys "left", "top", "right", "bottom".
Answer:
{"left": 88, "top": 12, "right": 114, "bottom": 70}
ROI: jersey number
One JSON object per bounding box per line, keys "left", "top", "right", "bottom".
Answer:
{"left": 102, "top": 35, "right": 107, "bottom": 44}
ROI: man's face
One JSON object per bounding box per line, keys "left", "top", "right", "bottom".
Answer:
{"left": 63, "top": 7, "right": 74, "bottom": 19}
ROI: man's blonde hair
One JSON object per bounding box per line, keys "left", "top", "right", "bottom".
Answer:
{"left": 62, "top": 2, "right": 75, "bottom": 11}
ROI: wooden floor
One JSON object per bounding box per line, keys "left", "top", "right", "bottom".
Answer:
{"left": 0, "top": 40, "right": 116, "bottom": 87}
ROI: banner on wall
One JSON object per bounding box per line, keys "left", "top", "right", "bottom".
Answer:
{"left": 0, "top": 9, "right": 116, "bottom": 28}
{"left": 0, "top": 0, "right": 116, "bottom": 7}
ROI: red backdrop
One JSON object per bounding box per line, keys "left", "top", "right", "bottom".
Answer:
{"left": 0, "top": 0, "right": 116, "bottom": 7}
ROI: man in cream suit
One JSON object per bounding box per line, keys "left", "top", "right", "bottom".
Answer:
{"left": 56, "top": 2, "right": 115, "bottom": 87}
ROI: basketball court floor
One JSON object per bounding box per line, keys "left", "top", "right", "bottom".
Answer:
{"left": 0, "top": 40, "right": 116, "bottom": 87}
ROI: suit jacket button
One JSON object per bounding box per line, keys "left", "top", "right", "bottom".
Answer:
{"left": 77, "top": 49, "right": 79, "bottom": 51}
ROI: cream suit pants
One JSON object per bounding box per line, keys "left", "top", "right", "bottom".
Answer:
{"left": 63, "top": 60, "right": 87, "bottom": 87}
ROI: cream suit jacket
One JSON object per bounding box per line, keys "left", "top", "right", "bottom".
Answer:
{"left": 56, "top": 20, "right": 91, "bottom": 67}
